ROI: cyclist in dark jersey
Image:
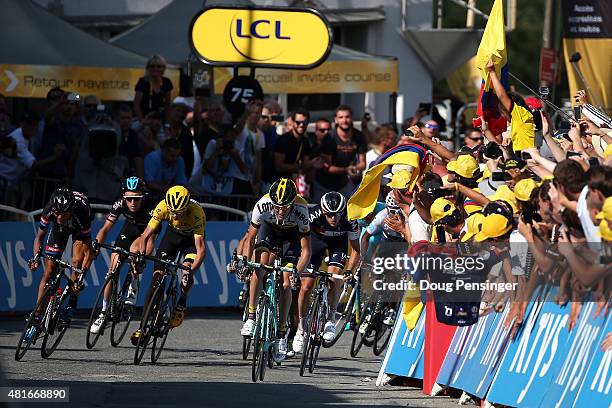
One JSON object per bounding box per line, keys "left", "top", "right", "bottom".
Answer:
{"left": 29, "top": 188, "right": 95, "bottom": 326}
{"left": 90, "top": 177, "right": 157, "bottom": 334}
{"left": 293, "top": 191, "right": 361, "bottom": 353}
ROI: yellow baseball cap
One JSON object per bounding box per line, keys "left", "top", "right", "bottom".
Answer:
{"left": 474, "top": 213, "right": 513, "bottom": 242}
{"left": 604, "top": 144, "right": 612, "bottom": 160}
{"left": 387, "top": 169, "right": 413, "bottom": 189}
{"left": 514, "top": 178, "right": 541, "bottom": 202}
{"left": 490, "top": 185, "right": 519, "bottom": 213}
{"left": 454, "top": 154, "right": 480, "bottom": 179}
{"left": 430, "top": 198, "right": 457, "bottom": 224}
{"left": 461, "top": 212, "right": 485, "bottom": 242}
{"left": 596, "top": 197, "right": 612, "bottom": 221}
{"left": 446, "top": 160, "right": 457, "bottom": 173}
{"left": 599, "top": 220, "right": 612, "bottom": 241}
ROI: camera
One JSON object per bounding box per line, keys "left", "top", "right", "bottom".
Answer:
{"left": 222, "top": 139, "right": 234, "bottom": 151}
{"left": 521, "top": 151, "right": 532, "bottom": 160}
{"left": 403, "top": 129, "right": 414, "bottom": 137}
{"left": 491, "top": 171, "right": 511, "bottom": 182}
{"left": 538, "top": 86, "right": 550, "bottom": 99}
{"left": 484, "top": 142, "right": 503, "bottom": 160}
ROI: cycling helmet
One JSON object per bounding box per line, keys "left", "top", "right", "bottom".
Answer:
{"left": 321, "top": 191, "right": 346, "bottom": 214}
{"left": 122, "top": 176, "right": 146, "bottom": 193}
{"left": 269, "top": 178, "right": 297, "bottom": 207}
{"left": 385, "top": 191, "right": 400, "bottom": 213}
{"left": 165, "top": 185, "right": 191, "bottom": 212}
{"left": 51, "top": 188, "right": 75, "bottom": 213}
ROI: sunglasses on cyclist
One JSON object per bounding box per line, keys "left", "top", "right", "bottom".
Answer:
{"left": 323, "top": 211, "right": 342, "bottom": 221}
{"left": 295, "top": 120, "right": 308, "bottom": 127}
{"left": 169, "top": 208, "right": 187, "bottom": 216}
{"left": 123, "top": 195, "right": 144, "bottom": 202}
{"left": 273, "top": 204, "right": 292, "bottom": 212}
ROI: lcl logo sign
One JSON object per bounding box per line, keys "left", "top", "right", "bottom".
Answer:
{"left": 234, "top": 19, "right": 291, "bottom": 40}
{"left": 190, "top": 7, "right": 332, "bottom": 69}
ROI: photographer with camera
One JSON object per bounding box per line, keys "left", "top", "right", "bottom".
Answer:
{"left": 190, "top": 125, "right": 246, "bottom": 196}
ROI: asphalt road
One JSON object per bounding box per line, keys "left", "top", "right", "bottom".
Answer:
{"left": 0, "top": 311, "right": 459, "bottom": 408}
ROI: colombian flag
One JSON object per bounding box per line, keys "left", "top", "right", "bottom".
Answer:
{"left": 475, "top": 0, "right": 509, "bottom": 136}
{"left": 347, "top": 143, "right": 428, "bottom": 220}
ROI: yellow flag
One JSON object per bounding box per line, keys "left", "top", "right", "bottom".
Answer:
{"left": 402, "top": 287, "right": 423, "bottom": 330}
{"left": 347, "top": 150, "right": 422, "bottom": 220}
{"left": 475, "top": 0, "right": 507, "bottom": 91}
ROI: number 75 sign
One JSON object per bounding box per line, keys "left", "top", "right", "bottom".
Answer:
{"left": 222, "top": 75, "right": 264, "bottom": 117}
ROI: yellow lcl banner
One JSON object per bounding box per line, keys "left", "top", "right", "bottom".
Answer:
{"left": 0, "top": 64, "right": 180, "bottom": 101}
{"left": 190, "top": 7, "right": 332, "bottom": 69}
{"left": 213, "top": 60, "right": 399, "bottom": 94}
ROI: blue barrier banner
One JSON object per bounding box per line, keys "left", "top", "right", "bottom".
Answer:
{"left": 572, "top": 314, "right": 611, "bottom": 408}
{"left": 380, "top": 303, "right": 426, "bottom": 379}
{"left": 437, "top": 309, "right": 507, "bottom": 398}
{"left": 487, "top": 287, "right": 574, "bottom": 407}
{"left": 0, "top": 220, "right": 246, "bottom": 312}
{"left": 550, "top": 304, "right": 610, "bottom": 408}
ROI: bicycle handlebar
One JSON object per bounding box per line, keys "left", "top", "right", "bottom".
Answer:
{"left": 31, "top": 252, "right": 86, "bottom": 275}
{"left": 236, "top": 255, "right": 344, "bottom": 279}
{"left": 94, "top": 241, "right": 191, "bottom": 272}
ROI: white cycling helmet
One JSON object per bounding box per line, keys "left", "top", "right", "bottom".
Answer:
{"left": 321, "top": 191, "right": 347, "bottom": 214}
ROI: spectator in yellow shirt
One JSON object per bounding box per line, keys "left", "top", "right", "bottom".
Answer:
{"left": 486, "top": 59, "right": 535, "bottom": 153}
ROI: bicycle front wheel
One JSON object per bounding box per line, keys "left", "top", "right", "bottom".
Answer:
{"left": 151, "top": 289, "right": 175, "bottom": 364}
{"left": 300, "top": 293, "right": 319, "bottom": 377}
{"left": 134, "top": 285, "right": 162, "bottom": 365}
{"left": 41, "top": 289, "right": 70, "bottom": 359}
{"left": 252, "top": 295, "right": 269, "bottom": 382}
{"left": 86, "top": 276, "right": 114, "bottom": 349}
{"left": 323, "top": 283, "right": 356, "bottom": 348}
{"left": 15, "top": 284, "right": 54, "bottom": 361}
{"left": 111, "top": 264, "right": 134, "bottom": 347}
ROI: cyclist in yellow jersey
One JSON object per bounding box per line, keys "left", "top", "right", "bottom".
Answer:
{"left": 131, "top": 186, "right": 206, "bottom": 344}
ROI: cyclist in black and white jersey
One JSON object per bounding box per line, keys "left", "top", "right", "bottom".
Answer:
{"left": 293, "top": 192, "right": 361, "bottom": 352}
{"left": 90, "top": 177, "right": 157, "bottom": 334}
{"left": 235, "top": 178, "right": 312, "bottom": 362}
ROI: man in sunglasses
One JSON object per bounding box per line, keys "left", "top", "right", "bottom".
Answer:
{"left": 293, "top": 191, "right": 361, "bottom": 350}
{"left": 464, "top": 128, "right": 485, "bottom": 150}
{"left": 29, "top": 188, "right": 95, "bottom": 330}
{"left": 91, "top": 177, "right": 157, "bottom": 334}
{"left": 274, "top": 108, "right": 323, "bottom": 179}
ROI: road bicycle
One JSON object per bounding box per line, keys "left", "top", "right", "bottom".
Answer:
{"left": 133, "top": 254, "right": 191, "bottom": 365}
{"left": 86, "top": 241, "right": 141, "bottom": 349}
{"left": 15, "top": 252, "right": 86, "bottom": 361}
{"left": 299, "top": 269, "right": 344, "bottom": 376}
{"left": 243, "top": 257, "right": 293, "bottom": 382}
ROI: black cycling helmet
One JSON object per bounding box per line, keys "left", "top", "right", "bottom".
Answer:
{"left": 51, "top": 188, "right": 75, "bottom": 213}
{"left": 321, "top": 191, "right": 346, "bottom": 214}
{"left": 269, "top": 178, "right": 297, "bottom": 207}
{"left": 122, "top": 176, "right": 146, "bottom": 194}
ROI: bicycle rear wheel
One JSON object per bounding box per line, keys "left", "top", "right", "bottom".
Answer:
{"left": 323, "top": 283, "right": 356, "bottom": 348}
{"left": 241, "top": 286, "right": 251, "bottom": 361}
{"left": 86, "top": 276, "right": 114, "bottom": 349}
{"left": 151, "top": 290, "right": 174, "bottom": 364}
{"left": 251, "top": 295, "right": 268, "bottom": 382}
{"left": 111, "top": 264, "right": 134, "bottom": 347}
{"left": 134, "top": 285, "right": 162, "bottom": 365}
{"left": 41, "top": 289, "right": 70, "bottom": 359}
{"left": 373, "top": 304, "right": 394, "bottom": 356}
{"left": 15, "top": 284, "right": 54, "bottom": 361}
{"left": 300, "top": 293, "right": 319, "bottom": 377}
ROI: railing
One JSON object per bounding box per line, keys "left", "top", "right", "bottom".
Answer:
{"left": 0, "top": 200, "right": 247, "bottom": 232}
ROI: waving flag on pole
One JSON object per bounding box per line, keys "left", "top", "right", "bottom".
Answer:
{"left": 347, "top": 144, "right": 428, "bottom": 220}
{"left": 475, "top": 0, "right": 509, "bottom": 136}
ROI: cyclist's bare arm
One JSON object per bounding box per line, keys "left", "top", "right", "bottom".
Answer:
{"left": 136, "top": 225, "right": 156, "bottom": 254}
{"left": 95, "top": 219, "right": 115, "bottom": 245}
{"left": 190, "top": 235, "right": 207, "bottom": 271}
{"left": 296, "top": 235, "right": 312, "bottom": 274}
{"left": 32, "top": 228, "right": 46, "bottom": 260}
{"left": 346, "top": 238, "right": 361, "bottom": 273}
{"left": 242, "top": 225, "right": 259, "bottom": 262}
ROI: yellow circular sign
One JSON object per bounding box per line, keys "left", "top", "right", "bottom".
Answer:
{"left": 190, "top": 7, "right": 332, "bottom": 69}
